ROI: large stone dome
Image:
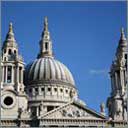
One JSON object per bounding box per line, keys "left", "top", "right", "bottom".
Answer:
{"left": 24, "top": 17, "right": 78, "bottom": 111}
{"left": 25, "top": 57, "right": 75, "bottom": 86}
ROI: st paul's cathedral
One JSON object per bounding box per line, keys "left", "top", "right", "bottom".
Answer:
{"left": 1, "top": 17, "right": 128, "bottom": 127}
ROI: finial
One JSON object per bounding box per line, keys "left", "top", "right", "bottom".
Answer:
{"left": 44, "top": 16, "right": 48, "bottom": 31}
{"left": 120, "top": 27, "right": 126, "bottom": 40}
{"left": 5, "top": 22, "right": 15, "bottom": 42}
{"left": 9, "top": 22, "right": 13, "bottom": 33}
{"left": 100, "top": 102, "right": 105, "bottom": 115}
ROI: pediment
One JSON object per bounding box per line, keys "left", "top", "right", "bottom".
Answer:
{"left": 41, "top": 100, "right": 106, "bottom": 120}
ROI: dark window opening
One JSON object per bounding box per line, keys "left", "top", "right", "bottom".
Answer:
{"left": 29, "top": 88, "right": 32, "bottom": 93}
{"left": 45, "top": 42, "right": 48, "bottom": 50}
{"left": 4, "top": 49, "right": 6, "bottom": 53}
{"left": 4, "top": 57, "right": 6, "bottom": 61}
{"left": 19, "top": 67, "right": 22, "bottom": 70}
{"left": 54, "top": 88, "right": 57, "bottom": 92}
{"left": 41, "top": 88, "right": 44, "bottom": 91}
{"left": 7, "top": 66, "right": 11, "bottom": 83}
{"left": 19, "top": 67, "right": 22, "bottom": 83}
{"left": 48, "top": 87, "right": 51, "bottom": 91}
{"left": 4, "top": 96, "right": 13, "bottom": 106}
{"left": 47, "top": 106, "right": 54, "bottom": 112}
{"left": 125, "top": 54, "right": 127, "bottom": 60}
{"left": 4, "top": 67, "right": 6, "bottom": 82}
{"left": 31, "top": 107, "right": 37, "bottom": 117}
{"left": 60, "top": 88, "right": 63, "bottom": 92}
{"left": 125, "top": 54, "right": 127, "bottom": 71}
{"left": 35, "top": 88, "right": 38, "bottom": 92}
{"left": 8, "top": 49, "right": 12, "bottom": 55}
{"left": 66, "top": 89, "right": 68, "bottom": 93}
{"left": 14, "top": 50, "right": 16, "bottom": 54}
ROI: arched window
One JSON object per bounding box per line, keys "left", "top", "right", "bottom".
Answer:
{"left": 41, "top": 87, "right": 44, "bottom": 91}
{"left": 4, "top": 49, "right": 6, "bottom": 53}
{"left": 14, "top": 50, "right": 16, "bottom": 54}
{"left": 45, "top": 42, "right": 48, "bottom": 50}
{"left": 8, "top": 49, "right": 12, "bottom": 55}
{"left": 48, "top": 87, "right": 51, "bottom": 91}
{"left": 60, "top": 88, "right": 63, "bottom": 93}
{"left": 54, "top": 88, "right": 57, "bottom": 92}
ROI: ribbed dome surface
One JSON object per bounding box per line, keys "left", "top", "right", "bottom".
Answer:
{"left": 25, "top": 57, "right": 75, "bottom": 86}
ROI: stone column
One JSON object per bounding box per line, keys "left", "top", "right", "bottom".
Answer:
{"left": 2, "top": 66, "right": 4, "bottom": 83}
{"left": 120, "top": 69, "right": 124, "bottom": 94}
{"left": 111, "top": 76, "right": 114, "bottom": 92}
{"left": 16, "top": 66, "right": 19, "bottom": 83}
{"left": 1, "top": 66, "right": 3, "bottom": 88}
{"left": 37, "top": 107, "right": 39, "bottom": 116}
{"left": 115, "top": 72, "right": 118, "bottom": 91}
{"left": 11, "top": 66, "right": 13, "bottom": 84}
{"left": 4, "top": 66, "right": 6, "bottom": 82}
{"left": 21, "top": 68, "right": 23, "bottom": 83}
{"left": 16, "top": 65, "right": 19, "bottom": 91}
{"left": 5, "top": 66, "right": 8, "bottom": 83}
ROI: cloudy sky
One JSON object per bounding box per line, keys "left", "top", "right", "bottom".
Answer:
{"left": 2, "top": 1, "right": 127, "bottom": 113}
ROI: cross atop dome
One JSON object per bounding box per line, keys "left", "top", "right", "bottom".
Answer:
{"left": 38, "top": 17, "right": 53, "bottom": 58}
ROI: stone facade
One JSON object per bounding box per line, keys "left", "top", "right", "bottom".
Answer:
{"left": 1, "top": 17, "right": 127, "bottom": 127}
{"left": 107, "top": 28, "right": 128, "bottom": 122}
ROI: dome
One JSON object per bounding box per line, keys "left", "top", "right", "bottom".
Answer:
{"left": 25, "top": 17, "right": 78, "bottom": 105}
{"left": 25, "top": 57, "right": 75, "bottom": 86}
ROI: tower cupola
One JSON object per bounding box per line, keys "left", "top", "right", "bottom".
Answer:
{"left": 38, "top": 17, "right": 53, "bottom": 58}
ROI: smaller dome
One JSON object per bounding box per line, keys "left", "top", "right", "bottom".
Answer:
{"left": 25, "top": 57, "right": 75, "bottom": 86}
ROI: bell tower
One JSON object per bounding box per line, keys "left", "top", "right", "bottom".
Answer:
{"left": 107, "top": 28, "right": 128, "bottom": 121}
{"left": 1, "top": 23, "right": 29, "bottom": 122}
{"left": 1, "top": 23, "right": 24, "bottom": 93}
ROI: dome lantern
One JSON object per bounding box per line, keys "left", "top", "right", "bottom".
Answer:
{"left": 38, "top": 17, "right": 53, "bottom": 58}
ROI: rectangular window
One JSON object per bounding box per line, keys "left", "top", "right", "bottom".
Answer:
{"left": 19, "top": 67, "right": 22, "bottom": 83}
{"left": 125, "top": 54, "right": 127, "bottom": 71}
{"left": 45, "top": 42, "right": 48, "bottom": 50}
{"left": 7, "top": 66, "right": 11, "bottom": 83}
{"left": 4, "top": 66, "right": 6, "bottom": 82}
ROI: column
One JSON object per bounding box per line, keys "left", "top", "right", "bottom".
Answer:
{"left": 13, "top": 66, "right": 15, "bottom": 83}
{"left": 1, "top": 66, "right": 4, "bottom": 82}
{"left": 4, "top": 66, "right": 6, "bottom": 82}
{"left": 16, "top": 66, "right": 19, "bottom": 83}
{"left": 120, "top": 69, "right": 124, "bottom": 94}
{"left": 16, "top": 65, "right": 19, "bottom": 92}
{"left": 1, "top": 66, "right": 3, "bottom": 88}
{"left": 115, "top": 72, "right": 118, "bottom": 91}
{"left": 5, "top": 66, "right": 8, "bottom": 83}
{"left": 21, "top": 68, "right": 23, "bottom": 83}
{"left": 11, "top": 66, "right": 13, "bottom": 84}
{"left": 111, "top": 76, "right": 114, "bottom": 92}
{"left": 37, "top": 107, "right": 39, "bottom": 116}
